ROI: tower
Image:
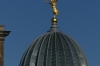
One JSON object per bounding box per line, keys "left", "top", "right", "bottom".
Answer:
{"left": 19, "top": 0, "right": 88, "bottom": 66}
{"left": 0, "top": 25, "right": 10, "bottom": 66}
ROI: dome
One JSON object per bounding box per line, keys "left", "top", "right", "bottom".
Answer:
{"left": 19, "top": 19, "right": 88, "bottom": 66}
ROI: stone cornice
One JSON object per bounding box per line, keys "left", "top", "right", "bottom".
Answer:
{"left": 0, "top": 39, "right": 5, "bottom": 41}
{"left": 0, "top": 31, "right": 10, "bottom": 41}
{"left": 0, "top": 31, "right": 10, "bottom": 37}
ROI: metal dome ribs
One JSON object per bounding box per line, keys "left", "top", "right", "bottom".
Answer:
{"left": 19, "top": 31, "right": 88, "bottom": 66}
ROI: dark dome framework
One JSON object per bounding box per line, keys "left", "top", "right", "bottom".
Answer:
{"left": 19, "top": 24, "right": 88, "bottom": 66}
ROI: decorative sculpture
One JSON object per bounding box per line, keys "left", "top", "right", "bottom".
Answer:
{"left": 44, "top": 0, "right": 58, "bottom": 18}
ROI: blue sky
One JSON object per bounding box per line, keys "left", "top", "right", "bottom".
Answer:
{"left": 0, "top": 0, "right": 100, "bottom": 66}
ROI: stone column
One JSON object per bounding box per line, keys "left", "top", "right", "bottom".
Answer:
{"left": 0, "top": 25, "right": 10, "bottom": 66}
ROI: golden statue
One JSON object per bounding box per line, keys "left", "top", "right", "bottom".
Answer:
{"left": 44, "top": 0, "right": 58, "bottom": 17}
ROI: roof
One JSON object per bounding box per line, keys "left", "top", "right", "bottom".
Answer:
{"left": 19, "top": 23, "right": 88, "bottom": 66}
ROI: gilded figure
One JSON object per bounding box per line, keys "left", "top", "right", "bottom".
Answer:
{"left": 44, "top": 0, "right": 58, "bottom": 17}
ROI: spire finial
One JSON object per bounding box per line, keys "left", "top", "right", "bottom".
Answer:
{"left": 44, "top": 0, "right": 58, "bottom": 18}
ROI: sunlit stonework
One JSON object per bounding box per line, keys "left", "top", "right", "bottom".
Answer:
{"left": 0, "top": 25, "right": 10, "bottom": 66}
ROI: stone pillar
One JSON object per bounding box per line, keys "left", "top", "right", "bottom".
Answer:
{"left": 0, "top": 25, "right": 10, "bottom": 66}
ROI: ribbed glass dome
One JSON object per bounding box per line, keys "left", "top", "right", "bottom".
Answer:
{"left": 19, "top": 21, "right": 88, "bottom": 66}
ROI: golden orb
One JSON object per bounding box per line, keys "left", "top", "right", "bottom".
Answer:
{"left": 51, "top": 18, "right": 57, "bottom": 24}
